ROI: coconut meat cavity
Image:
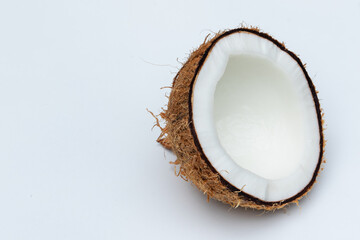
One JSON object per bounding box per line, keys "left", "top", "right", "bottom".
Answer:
{"left": 192, "top": 32, "right": 320, "bottom": 202}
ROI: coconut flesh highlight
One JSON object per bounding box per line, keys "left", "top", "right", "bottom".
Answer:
{"left": 192, "top": 32, "right": 320, "bottom": 202}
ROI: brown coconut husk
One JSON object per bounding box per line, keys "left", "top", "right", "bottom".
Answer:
{"left": 154, "top": 27, "right": 325, "bottom": 211}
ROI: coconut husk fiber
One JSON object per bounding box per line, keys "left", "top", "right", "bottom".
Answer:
{"left": 153, "top": 27, "right": 325, "bottom": 211}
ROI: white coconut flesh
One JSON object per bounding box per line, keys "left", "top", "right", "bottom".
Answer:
{"left": 192, "top": 32, "right": 320, "bottom": 202}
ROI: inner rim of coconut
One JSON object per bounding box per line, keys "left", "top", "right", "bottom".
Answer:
{"left": 192, "top": 32, "right": 320, "bottom": 202}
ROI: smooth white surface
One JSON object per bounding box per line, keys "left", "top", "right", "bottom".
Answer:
{"left": 0, "top": 0, "right": 358, "bottom": 239}
{"left": 215, "top": 55, "right": 305, "bottom": 180}
{"left": 192, "top": 33, "right": 320, "bottom": 201}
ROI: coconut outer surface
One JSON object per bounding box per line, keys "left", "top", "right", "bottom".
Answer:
{"left": 156, "top": 27, "right": 324, "bottom": 210}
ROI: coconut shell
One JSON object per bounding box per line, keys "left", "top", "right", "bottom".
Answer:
{"left": 155, "top": 27, "right": 325, "bottom": 211}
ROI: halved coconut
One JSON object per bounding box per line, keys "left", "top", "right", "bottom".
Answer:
{"left": 156, "top": 28, "right": 324, "bottom": 210}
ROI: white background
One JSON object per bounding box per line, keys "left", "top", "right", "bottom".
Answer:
{"left": 0, "top": 0, "right": 358, "bottom": 239}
